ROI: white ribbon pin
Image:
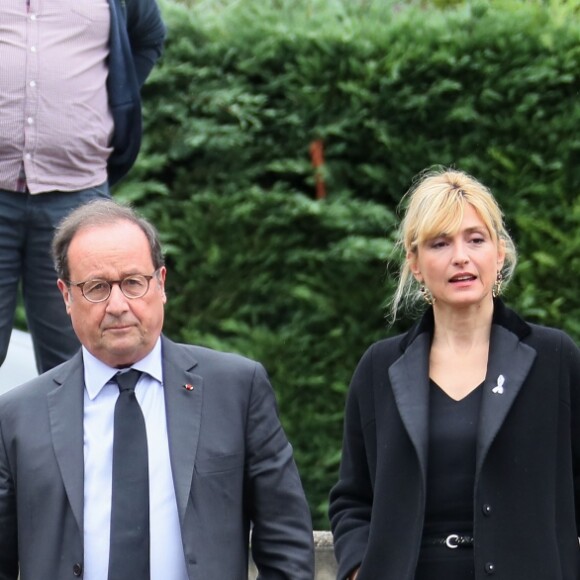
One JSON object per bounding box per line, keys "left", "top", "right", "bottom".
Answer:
{"left": 492, "top": 374, "right": 505, "bottom": 395}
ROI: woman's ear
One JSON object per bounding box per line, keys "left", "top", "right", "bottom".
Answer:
{"left": 497, "top": 238, "right": 506, "bottom": 271}
{"left": 407, "top": 250, "right": 422, "bottom": 282}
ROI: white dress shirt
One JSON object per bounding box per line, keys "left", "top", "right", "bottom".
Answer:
{"left": 82, "top": 338, "right": 189, "bottom": 580}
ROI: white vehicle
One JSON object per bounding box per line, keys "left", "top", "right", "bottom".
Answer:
{"left": 0, "top": 329, "right": 38, "bottom": 396}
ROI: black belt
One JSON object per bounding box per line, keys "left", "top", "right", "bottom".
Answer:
{"left": 422, "top": 533, "right": 474, "bottom": 549}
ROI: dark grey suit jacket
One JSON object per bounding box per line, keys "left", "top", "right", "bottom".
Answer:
{"left": 330, "top": 300, "right": 580, "bottom": 580}
{"left": 0, "top": 336, "right": 314, "bottom": 579}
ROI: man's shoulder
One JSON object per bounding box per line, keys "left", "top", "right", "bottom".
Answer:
{"left": 162, "top": 337, "right": 261, "bottom": 372}
{"left": 0, "top": 356, "right": 79, "bottom": 411}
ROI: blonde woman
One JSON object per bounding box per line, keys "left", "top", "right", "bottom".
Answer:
{"left": 329, "top": 168, "right": 580, "bottom": 580}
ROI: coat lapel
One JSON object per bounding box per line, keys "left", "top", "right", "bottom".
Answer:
{"left": 46, "top": 352, "right": 85, "bottom": 535}
{"left": 387, "top": 300, "right": 536, "bottom": 485}
{"left": 389, "top": 333, "right": 431, "bottom": 482}
{"left": 476, "top": 323, "right": 537, "bottom": 475}
{"left": 161, "top": 337, "right": 203, "bottom": 525}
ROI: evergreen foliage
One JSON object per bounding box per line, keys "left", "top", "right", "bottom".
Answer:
{"left": 113, "top": 0, "right": 580, "bottom": 527}
{"left": 136, "top": 188, "right": 397, "bottom": 521}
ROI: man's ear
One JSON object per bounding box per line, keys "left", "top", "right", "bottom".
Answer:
{"left": 57, "top": 279, "right": 73, "bottom": 314}
{"left": 156, "top": 266, "right": 167, "bottom": 304}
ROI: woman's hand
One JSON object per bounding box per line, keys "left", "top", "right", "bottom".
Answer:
{"left": 349, "top": 568, "right": 360, "bottom": 580}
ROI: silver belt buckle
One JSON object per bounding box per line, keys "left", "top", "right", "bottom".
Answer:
{"left": 445, "top": 534, "right": 459, "bottom": 549}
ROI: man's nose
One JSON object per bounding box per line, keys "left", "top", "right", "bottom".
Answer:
{"left": 105, "top": 282, "right": 130, "bottom": 312}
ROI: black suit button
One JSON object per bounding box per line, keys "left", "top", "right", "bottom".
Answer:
{"left": 73, "top": 562, "right": 83, "bottom": 576}
{"left": 485, "top": 562, "right": 496, "bottom": 575}
{"left": 482, "top": 503, "right": 492, "bottom": 516}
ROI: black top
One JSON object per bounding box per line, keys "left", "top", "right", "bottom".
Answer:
{"left": 423, "top": 380, "right": 483, "bottom": 537}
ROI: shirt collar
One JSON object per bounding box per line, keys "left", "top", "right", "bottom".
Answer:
{"left": 83, "top": 337, "right": 164, "bottom": 401}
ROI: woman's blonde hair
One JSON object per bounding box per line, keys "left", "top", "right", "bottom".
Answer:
{"left": 389, "top": 167, "right": 517, "bottom": 322}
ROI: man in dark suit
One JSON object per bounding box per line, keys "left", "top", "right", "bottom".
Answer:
{"left": 0, "top": 199, "right": 314, "bottom": 580}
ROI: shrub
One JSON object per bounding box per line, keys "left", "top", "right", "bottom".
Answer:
{"left": 115, "top": 0, "right": 580, "bottom": 527}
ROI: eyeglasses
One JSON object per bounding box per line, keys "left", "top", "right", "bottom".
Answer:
{"left": 67, "top": 270, "right": 160, "bottom": 303}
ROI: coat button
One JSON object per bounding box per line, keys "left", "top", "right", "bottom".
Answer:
{"left": 482, "top": 503, "right": 492, "bottom": 516}
{"left": 485, "top": 562, "right": 496, "bottom": 575}
{"left": 73, "top": 563, "right": 83, "bottom": 576}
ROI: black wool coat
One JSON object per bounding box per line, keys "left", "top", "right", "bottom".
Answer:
{"left": 330, "top": 299, "right": 580, "bottom": 580}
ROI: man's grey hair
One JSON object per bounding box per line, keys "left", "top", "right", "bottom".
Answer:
{"left": 51, "top": 199, "right": 165, "bottom": 281}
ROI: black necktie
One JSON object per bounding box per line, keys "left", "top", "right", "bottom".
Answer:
{"left": 108, "top": 369, "right": 150, "bottom": 580}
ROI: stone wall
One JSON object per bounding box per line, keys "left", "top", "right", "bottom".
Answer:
{"left": 249, "top": 531, "right": 337, "bottom": 579}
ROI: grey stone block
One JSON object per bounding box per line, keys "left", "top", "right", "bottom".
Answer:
{"left": 249, "top": 531, "right": 337, "bottom": 579}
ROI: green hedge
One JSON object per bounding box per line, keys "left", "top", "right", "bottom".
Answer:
{"left": 115, "top": 0, "right": 580, "bottom": 527}
{"left": 128, "top": 187, "right": 397, "bottom": 523}
{"left": 131, "top": 0, "right": 579, "bottom": 205}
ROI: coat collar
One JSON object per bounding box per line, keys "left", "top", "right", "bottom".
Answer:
{"left": 389, "top": 299, "right": 537, "bottom": 482}
{"left": 476, "top": 322, "right": 536, "bottom": 475}
{"left": 398, "top": 298, "right": 532, "bottom": 353}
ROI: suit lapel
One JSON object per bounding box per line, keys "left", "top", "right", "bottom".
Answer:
{"left": 161, "top": 337, "right": 203, "bottom": 524}
{"left": 389, "top": 333, "right": 431, "bottom": 482}
{"left": 47, "top": 352, "right": 85, "bottom": 535}
{"left": 476, "top": 324, "right": 537, "bottom": 476}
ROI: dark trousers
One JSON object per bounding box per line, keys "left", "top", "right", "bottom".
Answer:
{"left": 0, "top": 184, "right": 110, "bottom": 373}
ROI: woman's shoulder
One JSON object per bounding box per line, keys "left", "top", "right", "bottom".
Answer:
{"left": 364, "top": 331, "right": 409, "bottom": 357}
{"left": 495, "top": 299, "right": 579, "bottom": 352}
{"left": 525, "top": 321, "right": 580, "bottom": 354}
{"left": 353, "top": 332, "right": 412, "bottom": 377}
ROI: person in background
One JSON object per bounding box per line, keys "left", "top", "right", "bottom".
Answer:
{"left": 0, "top": 199, "right": 315, "bottom": 579}
{"left": 0, "top": 0, "right": 166, "bottom": 373}
{"left": 329, "top": 168, "right": 580, "bottom": 580}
